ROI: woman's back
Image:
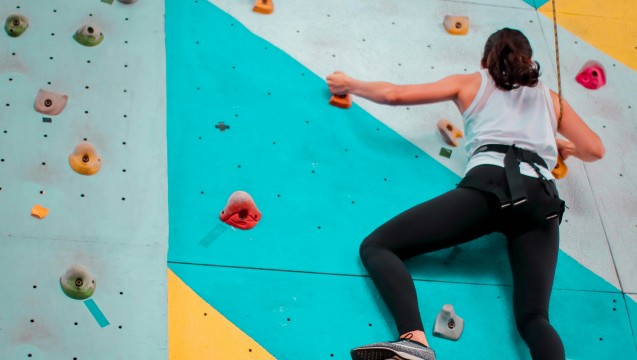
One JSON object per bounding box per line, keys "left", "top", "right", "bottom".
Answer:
{"left": 463, "top": 69, "right": 558, "bottom": 179}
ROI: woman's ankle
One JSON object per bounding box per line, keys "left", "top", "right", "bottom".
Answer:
{"left": 400, "top": 330, "right": 429, "bottom": 347}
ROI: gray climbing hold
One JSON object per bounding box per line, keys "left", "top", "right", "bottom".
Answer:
{"left": 34, "top": 89, "right": 68, "bottom": 115}
{"left": 118, "top": 0, "right": 138, "bottom": 4}
{"left": 60, "top": 265, "right": 96, "bottom": 300}
{"left": 433, "top": 304, "right": 464, "bottom": 341}
{"left": 74, "top": 24, "right": 104, "bottom": 47}
{"left": 5, "top": 14, "right": 29, "bottom": 37}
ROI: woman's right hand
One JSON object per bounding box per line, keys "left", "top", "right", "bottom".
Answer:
{"left": 326, "top": 71, "right": 350, "bottom": 95}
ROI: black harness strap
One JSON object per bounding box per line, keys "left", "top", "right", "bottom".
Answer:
{"left": 473, "top": 144, "right": 549, "bottom": 208}
{"left": 472, "top": 144, "right": 565, "bottom": 223}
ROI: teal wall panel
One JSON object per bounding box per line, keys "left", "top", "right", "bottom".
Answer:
{"left": 626, "top": 294, "right": 637, "bottom": 350}
{"left": 166, "top": 1, "right": 634, "bottom": 359}
{"left": 522, "top": 0, "right": 549, "bottom": 9}
{"left": 166, "top": 0, "right": 462, "bottom": 278}
{"left": 170, "top": 263, "right": 636, "bottom": 360}
{"left": 0, "top": 0, "right": 167, "bottom": 246}
{"left": 0, "top": 0, "right": 167, "bottom": 358}
{"left": 0, "top": 236, "right": 167, "bottom": 359}
{"left": 166, "top": 0, "right": 617, "bottom": 294}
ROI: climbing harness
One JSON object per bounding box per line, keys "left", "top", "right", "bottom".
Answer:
{"left": 459, "top": 144, "right": 566, "bottom": 224}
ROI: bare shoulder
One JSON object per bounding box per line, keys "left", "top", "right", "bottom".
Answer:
{"left": 455, "top": 72, "right": 483, "bottom": 112}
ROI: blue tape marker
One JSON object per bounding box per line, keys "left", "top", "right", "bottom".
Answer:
{"left": 199, "top": 222, "right": 230, "bottom": 247}
{"left": 84, "top": 298, "right": 110, "bottom": 328}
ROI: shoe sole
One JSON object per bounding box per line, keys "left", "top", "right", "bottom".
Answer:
{"left": 350, "top": 348, "right": 420, "bottom": 360}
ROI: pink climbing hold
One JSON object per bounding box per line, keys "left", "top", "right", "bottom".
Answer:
{"left": 219, "top": 191, "right": 261, "bottom": 230}
{"left": 575, "top": 60, "right": 606, "bottom": 90}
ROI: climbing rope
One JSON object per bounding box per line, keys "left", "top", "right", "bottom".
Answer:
{"left": 551, "top": 0, "right": 564, "bottom": 127}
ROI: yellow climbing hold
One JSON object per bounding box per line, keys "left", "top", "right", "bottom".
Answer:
{"left": 443, "top": 16, "right": 469, "bottom": 35}
{"left": 437, "top": 119, "right": 464, "bottom": 147}
{"left": 68, "top": 142, "right": 102, "bottom": 176}
{"left": 552, "top": 155, "right": 568, "bottom": 179}
{"left": 168, "top": 269, "right": 275, "bottom": 360}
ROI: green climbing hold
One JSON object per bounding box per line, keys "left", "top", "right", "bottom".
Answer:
{"left": 60, "top": 265, "right": 96, "bottom": 300}
{"left": 5, "top": 14, "right": 29, "bottom": 37}
{"left": 439, "top": 147, "right": 453, "bottom": 158}
{"left": 73, "top": 25, "right": 104, "bottom": 47}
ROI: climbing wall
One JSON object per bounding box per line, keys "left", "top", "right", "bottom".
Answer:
{"left": 1, "top": 0, "right": 635, "bottom": 359}
{"left": 0, "top": 0, "right": 168, "bottom": 358}
{"left": 166, "top": 0, "right": 637, "bottom": 359}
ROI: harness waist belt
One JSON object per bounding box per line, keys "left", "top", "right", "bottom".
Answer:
{"left": 472, "top": 144, "right": 548, "bottom": 170}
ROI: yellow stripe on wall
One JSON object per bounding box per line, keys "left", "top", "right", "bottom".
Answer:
{"left": 539, "top": 0, "right": 637, "bottom": 71}
{"left": 168, "top": 269, "right": 276, "bottom": 359}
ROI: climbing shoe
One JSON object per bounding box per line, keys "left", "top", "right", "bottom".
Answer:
{"left": 350, "top": 338, "right": 436, "bottom": 360}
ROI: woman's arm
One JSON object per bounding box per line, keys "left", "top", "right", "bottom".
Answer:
{"left": 551, "top": 90, "right": 605, "bottom": 162}
{"left": 326, "top": 71, "right": 469, "bottom": 107}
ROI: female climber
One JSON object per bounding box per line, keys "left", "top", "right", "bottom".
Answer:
{"left": 326, "top": 28, "right": 604, "bottom": 360}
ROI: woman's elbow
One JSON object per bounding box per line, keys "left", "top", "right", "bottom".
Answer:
{"left": 585, "top": 140, "right": 605, "bottom": 161}
{"left": 592, "top": 143, "right": 605, "bottom": 160}
{"left": 383, "top": 88, "right": 404, "bottom": 105}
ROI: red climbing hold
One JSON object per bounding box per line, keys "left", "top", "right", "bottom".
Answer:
{"left": 576, "top": 61, "right": 606, "bottom": 90}
{"left": 219, "top": 191, "right": 261, "bottom": 230}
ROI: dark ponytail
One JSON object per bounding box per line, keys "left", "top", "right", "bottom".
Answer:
{"left": 481, "top": 28, "right": 541, "bottom": 91}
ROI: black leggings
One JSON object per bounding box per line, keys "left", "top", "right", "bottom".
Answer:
{"left": 359, "top": 165, "right": 565, "bottom": 360}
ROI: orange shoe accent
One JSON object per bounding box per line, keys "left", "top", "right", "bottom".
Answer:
{"left": 552, "top": 155, "right": 568, "bottom": 179}
{"left": 68, "top": 142, "right": 102, "bottom": 176}
{"left": 437, "top": 119, "right": 464, "bottom": 147}
{"left": 31, "top": 204, "right": 49, "bottom": 219}
{"left": 329, "top": 94, "right": 352, "bottom": 109}
{"left": 253, "top": 0, "right": 273, "bottom": 14}
{"left": 443, "top": 16, "right": 469, "bottom": 35}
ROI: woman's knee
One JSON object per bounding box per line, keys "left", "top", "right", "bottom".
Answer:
{"left": 515, "top": 308, "right": 549, "bottom": 334}
{"left": 359, "top": 232, "right": 391, "bottom": 265}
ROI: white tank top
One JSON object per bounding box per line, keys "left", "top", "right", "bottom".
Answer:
{"left": 462, "top": 69, "right": 558, "bottom": 179}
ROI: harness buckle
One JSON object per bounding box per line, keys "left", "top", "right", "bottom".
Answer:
{"left": 546, "top": 213, "right": 559, "bottom": 220}
{"left": 512, "top": 197, "right": 528, "bottom": 206}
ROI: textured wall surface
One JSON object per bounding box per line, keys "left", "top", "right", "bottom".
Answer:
{"left": 1, "top": 0, "right": 635, "bottom": 359}
{"left": 0, "top": 0, "right": 168, "bottom": 358}
{"left": 166, "top": 0, "right": 636, "bottom": 359}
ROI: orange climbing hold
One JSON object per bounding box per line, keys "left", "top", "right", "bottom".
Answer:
{"left": 443, "top": 16, "right": 469, "bottom": 35}
{"left": 219, "top": 191, "right": 262, "bottom": 230}
{"left": 552, "top": 155, "right": 568, "bottom": 179}
{"left": 437, "top": 119, "right": 463, "bottom": 147}
{"left": 576, "top": 61, "right": 606, "bottom": 90}
{"left": 31, "top": 204, "right": 49, "bottom": 219}
{"left": 253, "top": 0, "right": 274, "bottom": 14}
{"left": 68, "top": 142, "right": 102, "bottom": 176}
{"left": 329, "top": 94, "right": 352, "bottom": 109}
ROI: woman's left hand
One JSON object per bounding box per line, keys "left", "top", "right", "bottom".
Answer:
{"left": 556, "top": 138, "right": 576, "bottom": 160}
